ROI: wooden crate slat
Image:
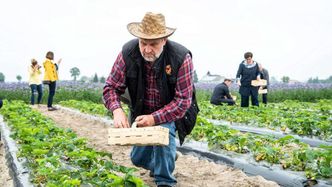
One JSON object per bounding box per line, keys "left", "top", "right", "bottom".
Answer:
{"left": 108, "top": 126, "right": 169, "bottom": 146}
{"left": 251, "top": 79, "right": 267, "bottom": 86}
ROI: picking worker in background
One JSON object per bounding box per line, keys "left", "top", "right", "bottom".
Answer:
{"left": 43, "top": 51, "right": 62, "bottom": 111}
{"left": 258, "top": 63, "right": 269, "bottom": 105}
{"left": 28, "top": 58, "right": 43, "bottom": 106}
{"left": 210, "top": 78, "right": 235, "bottom": 106}
{"left": 236, "top": 52, "right": 261, "bottom": 107}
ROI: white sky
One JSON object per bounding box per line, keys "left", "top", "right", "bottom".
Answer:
{"left": 1, "top": 0, "right": 331, "bottom": 82}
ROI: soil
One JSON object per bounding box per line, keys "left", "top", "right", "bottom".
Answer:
{"left": 0, "top": 140, "right": 14, "bottom": 187}
{"left": 4, "top": 105, "right": 278, "bottom": 187}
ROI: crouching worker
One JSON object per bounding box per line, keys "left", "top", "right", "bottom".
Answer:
{"left": 210, "top": 78, "right": 235, "bottom": 106}
{"left": 103, "top": 12, "right": 195, "bottom": 187}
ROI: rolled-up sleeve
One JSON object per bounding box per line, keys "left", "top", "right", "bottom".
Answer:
{"left": 152, "top": 54, "right": 194, "bottom": 124}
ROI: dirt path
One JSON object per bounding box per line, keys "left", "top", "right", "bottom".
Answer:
{"left": 36, "top": 105, "right": 279, "bottom": 187}
{"left": 0, "top": 140, "right": 14, "bottom": 187}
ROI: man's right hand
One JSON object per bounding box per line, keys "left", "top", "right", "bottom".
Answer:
{"left": 113, "top": 108, "right": 129, "bottom": 128}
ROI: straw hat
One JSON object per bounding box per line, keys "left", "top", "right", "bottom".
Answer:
{"left": 127, "top": 12, "right": 176, "bottom": 39}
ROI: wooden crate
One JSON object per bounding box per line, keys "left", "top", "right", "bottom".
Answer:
{"left": 258, "top": 89, "right": 268, "bottom": 94}
{"left": 251, "top": 79, "right": 267, "bottom": 86}
{"left": 108, "top": 125, "right": 169, "bottom": 146}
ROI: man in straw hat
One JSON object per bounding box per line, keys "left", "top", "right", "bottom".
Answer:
{"left": 103, "top": 12, "right": 196, "bottom": 187}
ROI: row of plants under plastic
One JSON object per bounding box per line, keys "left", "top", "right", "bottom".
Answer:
{"left": 60, "top": 99, "right": 332, "bottom": 141}
{"left": 58, "top": 100, "right": 332, "bottom": 179}
{"left": 0, "top": 100, "right": 146, "bottom": 187}
{"left": 198, "top": 100, "right": 332, "bottom": 140}
{"left": 190, "top": 117, "right": 332, "bottom": 179}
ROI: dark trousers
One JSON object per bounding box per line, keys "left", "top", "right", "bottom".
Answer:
{"left": 220, "top": 99, "right": 235, "bottom": 106}
{"left": 262, "top": 93, "right": 267, "bottom": 104}
{"left": 211, "top": 99, "right": 235, "bottom": 106}
{"left": 47, "top": 81, "right": 56, "bottom": 107}
{"left": 240, "top": 86, "right": 259, "bottom": 107}
{"left": 30, "top": 84, "right": 43, "bottom": 105}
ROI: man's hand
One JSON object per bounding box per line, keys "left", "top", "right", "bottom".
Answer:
{"left": 113, "top": 108, "right": 129, "bottom": 128}
{"left": 135, "top": 115, "right": 155, "bottom": 127}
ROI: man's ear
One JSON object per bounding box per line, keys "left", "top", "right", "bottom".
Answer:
{"left": 162, "top": 37, "right": 168, "bottom": 45}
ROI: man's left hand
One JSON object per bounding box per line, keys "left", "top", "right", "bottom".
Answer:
{"left": 135, "top": 115, "right": 155, "bottom": 127}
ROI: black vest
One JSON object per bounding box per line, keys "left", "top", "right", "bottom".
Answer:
{"left": 122, "top": 39, "right": 192, "bottom": 122}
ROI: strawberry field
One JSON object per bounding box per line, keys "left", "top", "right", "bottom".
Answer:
{"left": 0, "top": 81, "right": 332, "bottom": 187}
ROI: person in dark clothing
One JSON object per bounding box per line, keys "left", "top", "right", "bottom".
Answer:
{"left": 103, "top": 12, "right": 194, "bottom": 187}
{"left": 210, "top": 78, "right": 235, "bottom": 105}
{"left": 236, "top": 52, "right": 261, "bottom": 107}
{"left": 0, "top": 99, "right": 3, "bottom": 109}
{"left": 258, "top": 63, "right": 269, "bottom": 104}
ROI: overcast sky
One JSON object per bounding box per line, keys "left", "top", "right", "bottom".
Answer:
{"left": 1, "top": 0, "right": 331, "bottom": 82}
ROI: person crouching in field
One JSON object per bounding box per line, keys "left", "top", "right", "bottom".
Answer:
{"left": 28, "top": 58, "right": 43, "bottom": 106}
{"left": 210, "top": 78, "right": 235, "bottom": 106}
{"left": 103, "top": 12, "right": 195, "bottom": 187}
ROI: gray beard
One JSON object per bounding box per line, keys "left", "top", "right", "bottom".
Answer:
{"left": 141, "top": 48, "right": 163, "bottom": 63}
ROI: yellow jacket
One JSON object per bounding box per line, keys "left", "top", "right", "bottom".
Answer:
{"left": 43, "top": 59, "right": 58, "bottom": 81}
{"left": 28, "top": 66, "right": 42, "bottom": 85}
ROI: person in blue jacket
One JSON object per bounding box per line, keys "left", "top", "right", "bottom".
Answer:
{"left": 236, "top": 52, "right": 261, "bottom": 107}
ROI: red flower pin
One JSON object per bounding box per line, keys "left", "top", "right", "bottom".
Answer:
{"left": 165, "top": 65, "right": 172, "bottom": 75}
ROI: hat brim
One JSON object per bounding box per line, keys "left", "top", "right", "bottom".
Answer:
{"left": 127, "top": 22, "right": 176, "bottom": 39}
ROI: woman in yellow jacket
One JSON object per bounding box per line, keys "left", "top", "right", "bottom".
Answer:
{"left": 29, "top": 59, "right": 43, "bottom": 105}
{"left": 43, "top": 51, "right": 62, "bottom": 111}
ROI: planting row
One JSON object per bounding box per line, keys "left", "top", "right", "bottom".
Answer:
{"left": 58, "top": 100, "right": 332, "bottom": 179}
{"left": 0, "top": 100, "right": 146, "bottom": 187}
{"left": 190, "top": 117, "right": 332, "bottom": 179}
{"left": 198, "top": 100, "right": 332, "bottom": 140}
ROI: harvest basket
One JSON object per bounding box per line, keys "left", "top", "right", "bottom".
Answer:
{"left": 258, "top": 89, "right": 268, "bottom": 94}
{"left": 108, "top": 122, "right": 169, "bottom": 146}
{"left": 251, "top": 79, "right": 267, "bottom": 86}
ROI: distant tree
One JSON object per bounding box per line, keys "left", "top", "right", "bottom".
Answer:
{"left": 193, "top": 70, "right": 198, "bottom": 83}
{"left": 70, "top": 67, "right": 80, "bottom": 81}
{"left": 93, "top": 73, "right": 99, "bottom": 83}
{"left": 281, "top": 76, "right": 290, "bottom": 83}
{"left": 16, "top": 75, "right": 22, "bottom": 82}
{"left": 79, "top": 76, "right": 89, "bottom": 83}
{"left": 99, "top": 76, "right": 106, "bottom": 83}
{"left": 327, "top": 75, "right": 332, "bottom": 83}
{"left": 0, "top": 72, "right": 5, "bottom": 82}
{"left": 308, "top": 76, "right": 332, "bottom": 83}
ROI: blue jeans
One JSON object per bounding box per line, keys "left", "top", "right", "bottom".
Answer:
{"left": 30, "top": 84, "right": 43, "bottom": 105}
{"left": 47, "top": 81, "right": 56, "bottom": 107}
{"left": 130, "top": 122, "right": 177, "bottom": 186}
